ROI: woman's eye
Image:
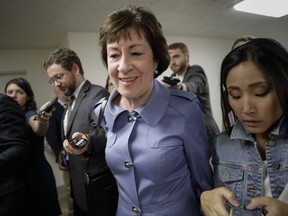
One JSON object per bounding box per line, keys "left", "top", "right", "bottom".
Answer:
{"left": 255, "top": 91, "right": 269, "bottom": 97}
{"left": 230, "top": 95, "right": 241, "bottom": 100}
{"left": 108, "top": 51, "right": 120, "bottom": 59}
{"left": 131, "top": 52, "right": 142, "bottom": 56}
{"left": 109, "top": 54, "right": 118, "bottom": 58}
{"left": 228, "top": 91, "right": 241, "bottom": 99}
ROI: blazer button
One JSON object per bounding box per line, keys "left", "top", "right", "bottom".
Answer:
{"left": 131, "top": 206, "right": 141, "bottom": 214}
{"left": 128, "top": 116, "right": 137, "bottom": 122}
{"left": 124, "top": 161, "right": 134, "bottom": 168}
{"left": 267, "top": 140, "right": 276, "bottom": 147}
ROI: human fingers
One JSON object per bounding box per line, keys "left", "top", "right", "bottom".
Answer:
{"left": 201, "top": 187, "right": 238, "bottom": 216}
{"left": 246, "top": 197, "right": 288, "bottom": 216}
{"left": 63, "top": 138, "right": 88, "bottom": 155}
{"left": 246, "top": 196, "right": 271, "bottom": 210}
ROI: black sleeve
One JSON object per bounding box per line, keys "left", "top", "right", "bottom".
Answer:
{"left": 0, "top": 94, "right": 30, "bottom": 177}
{"left": 45, "top": 103, "right": 64, "bottom": 162}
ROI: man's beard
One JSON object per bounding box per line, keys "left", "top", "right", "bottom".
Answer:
{"left": 172, "top": 63, "right": 186, "bottom": 75}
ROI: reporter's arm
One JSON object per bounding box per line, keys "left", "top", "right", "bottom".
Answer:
{"left": 29, "top": 113, "right": 50, "bottom": 136}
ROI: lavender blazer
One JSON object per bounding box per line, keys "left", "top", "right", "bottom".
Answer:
{"left": 102, "top": 80, "right": 213, "bottom": 216}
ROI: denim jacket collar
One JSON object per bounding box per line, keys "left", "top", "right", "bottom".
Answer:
{"left": 230, "top": 117, "right": 286, "bottom": 142}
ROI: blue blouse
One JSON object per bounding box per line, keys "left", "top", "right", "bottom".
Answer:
{"left": 101, "top": 80, "right": 213, "bottom": 216}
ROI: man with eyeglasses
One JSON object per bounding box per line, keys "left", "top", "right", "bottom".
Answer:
{"left": 43, "top": 48, "right": 109, "bottom": 216}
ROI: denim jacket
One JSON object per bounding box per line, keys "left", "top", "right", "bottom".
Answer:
{"left": 213, "top": 118, "right": 288, "bottom": 214}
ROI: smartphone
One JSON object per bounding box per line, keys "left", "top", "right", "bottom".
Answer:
{"left": 69, "top": 137, "right": 88, "bottom": 149}
{"left": 162, "top": 76, "right": 180, "bottom": 85}
{"left": 38, "top": 97, "right": 58, "bottom": 115}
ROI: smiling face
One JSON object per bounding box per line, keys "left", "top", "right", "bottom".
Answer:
{"left": 226, "top": 60, "right": 283, "bottom": 139}
{"left": 107, "top": 29, "right": 158, "bottom": 109}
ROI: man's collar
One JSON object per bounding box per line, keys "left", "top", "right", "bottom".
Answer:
{"left": 73, "top": 80, "right": 87, "bottom": 98}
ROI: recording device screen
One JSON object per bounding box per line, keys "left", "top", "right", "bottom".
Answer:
{"left": 69, "top": 137, "right": 88, "bottom": 149}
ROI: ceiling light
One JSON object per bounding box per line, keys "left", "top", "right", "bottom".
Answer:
{"left": 234, "top": 0, "right": 288, "bottom": 18}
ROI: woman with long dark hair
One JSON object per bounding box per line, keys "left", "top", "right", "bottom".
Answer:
{"left": 201, "top": 38, "right": 288, "bottom": 216}
{"left": 5, "top": 78, "right": 61, "bottom": 216}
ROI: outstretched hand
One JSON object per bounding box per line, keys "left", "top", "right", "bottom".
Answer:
{"left": 200, "top": 187, "right": 239, "bottom": 216}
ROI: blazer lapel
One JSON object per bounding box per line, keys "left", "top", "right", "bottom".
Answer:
{"left": 61, "top": 106, "right": 68, "bottom": 140}
{"left": 66, "top": 81, "right": 91, "bottom": 137}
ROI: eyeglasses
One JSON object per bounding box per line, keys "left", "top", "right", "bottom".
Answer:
{"left": 48, "top": 72, "right": 65, "bottom": 85}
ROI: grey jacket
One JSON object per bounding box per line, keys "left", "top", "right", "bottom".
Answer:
{"left": 64, "top": 80, "right": 109, "bottom": 211}
{"left": 172, "top": 65, "right": 219, "bottom": 153}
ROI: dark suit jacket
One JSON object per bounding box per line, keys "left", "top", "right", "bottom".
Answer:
{"left": 46, "top": 101, "right": 65, "bottom": 162}
{"left": 0, "top": 93, "right": 30, "bottom": 197}
{"left": 172, "top": 65, "right": 219, "bottom": 153}
{"left": 64, "top": 80, "right": 109, "bottom": 211}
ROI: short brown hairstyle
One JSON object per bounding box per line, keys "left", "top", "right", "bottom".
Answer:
{"left": 168, "top": 42, "right": 189, "bottom": 57}
{"left": 43, "top": 47, "right": 84, "bottom": 75}
{"left": 99, "top": 6, "right": 170, "bottom": 78}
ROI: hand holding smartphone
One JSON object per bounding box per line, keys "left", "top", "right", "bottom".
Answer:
{"left": 162, "top": 76, "right": 180, "bottom": 85}
{"left": 69, "top": 137, "right": 88, "bottom": 149}
{"left": 38, "top": 97, "right": 58, "bottom": 115}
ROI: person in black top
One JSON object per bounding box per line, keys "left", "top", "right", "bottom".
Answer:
{"left": 0, "top": 93, "right": 31, "bottom": 215}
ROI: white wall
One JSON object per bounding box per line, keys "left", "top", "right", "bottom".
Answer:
{"left": 0, "top": 49, "right": 55, "bottom": 105}
{"left": 66, "top": 32, "right": 107, "bottom": 86}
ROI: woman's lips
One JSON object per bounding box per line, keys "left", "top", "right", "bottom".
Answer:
{"left": 242, "top": 120, "right": 260, "bottom": 127}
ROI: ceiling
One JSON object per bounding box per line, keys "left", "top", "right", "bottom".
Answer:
{"left": 1, "top": 0, "right": 288, "bottom": 49}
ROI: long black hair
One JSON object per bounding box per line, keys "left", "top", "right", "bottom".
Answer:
{"left": 220, "top": 38, "right": 288, "bottom": 134}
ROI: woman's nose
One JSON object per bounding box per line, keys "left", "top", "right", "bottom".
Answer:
{"left": 118, "top": 55, "right": 132, "bottom": 73}
{"left": 242, "top": 96, "right": 255, "bottom": 114}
